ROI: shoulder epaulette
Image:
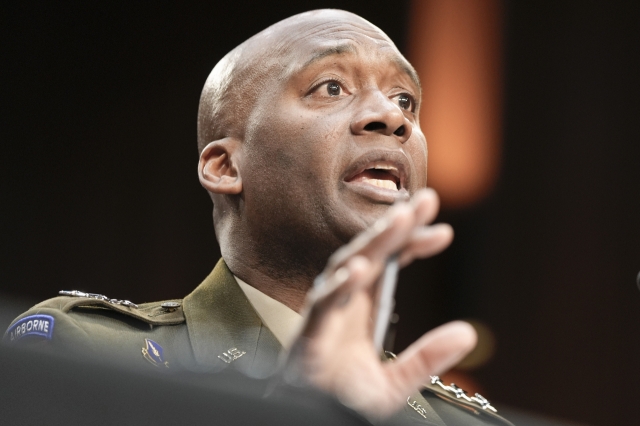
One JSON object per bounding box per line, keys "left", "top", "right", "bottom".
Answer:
{"left": 33, "top": 290, "right": 185, "bottom": 326}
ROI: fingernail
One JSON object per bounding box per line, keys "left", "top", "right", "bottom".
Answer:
{"left": 334, "top": 267, "right": 350, "bottom": 284}
{"left": 313, "top": 274, "right": 327, "bottom": 290}
{"left": 372, "top": 218, "right": 388, "bottom": 234}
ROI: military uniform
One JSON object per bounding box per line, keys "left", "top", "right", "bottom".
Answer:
{"left": 4, "top": 259, "right": 513, "bottom": 426}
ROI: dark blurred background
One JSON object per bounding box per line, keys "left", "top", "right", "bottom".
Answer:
{"left": 2, "top": 1, "right": 639, "bottom": 425}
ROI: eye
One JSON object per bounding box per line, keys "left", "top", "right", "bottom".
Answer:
{"left": 393, "top": 93, "right": 415, "bottom": 111}
{"left": 326, "top": 82, "right": 341, "bottom": 96}
{"left": 307, "top": 79, "right": 349, "bottom": 101}
{"left": 309, "top": 78, "right": 349, "bottom": 100}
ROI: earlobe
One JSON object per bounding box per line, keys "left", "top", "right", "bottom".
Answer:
{"left": 198, "top": 138, "right": 243, "bottom": 195}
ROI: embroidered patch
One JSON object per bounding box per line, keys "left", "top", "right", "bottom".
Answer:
{"left": 5, "top": 315, "right": 55, "bottom": 343}
{"left": 142, "top": 338, "right": 169, "bottom": 368}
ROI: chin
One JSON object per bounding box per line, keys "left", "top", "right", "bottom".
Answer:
{"left": 331, "top": 203, "right": 391, "bottom": 243}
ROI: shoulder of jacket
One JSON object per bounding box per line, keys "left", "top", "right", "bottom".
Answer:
{"left": 27, "top": 291, "right": 186, "bottom": 326}
{"left": 4, "top": 292, "right": 187, "bottom": 358}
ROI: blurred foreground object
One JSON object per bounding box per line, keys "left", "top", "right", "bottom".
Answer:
{"left": 0, "top": 343, "right": 368, "bottom": 426}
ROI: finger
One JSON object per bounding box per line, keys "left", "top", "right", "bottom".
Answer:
{"left": 309, "top": 255, "right": 370, "bottom": 304}
{"left": 302, "top": 255, "right": 372, "bottom": 337}
{"left": 326, "top": 203, "right": 417, "bottom": 274}
{"left": 397, "top": 223, "right": 454, "bottom": 267}
{"left": 386, "top": 321, "right": 477, "bottom": 393}
{"left": 410, "top": 188, "right": 441, "bottom": 227}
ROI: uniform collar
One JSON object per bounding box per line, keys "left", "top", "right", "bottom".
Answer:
{"left": 235, "top": 275, "right": 303, "bottom": 350}
{"left": 182, "top": 258, "right": 283, "bottom": 378}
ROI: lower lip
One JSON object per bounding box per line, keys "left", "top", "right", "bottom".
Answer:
{"left": 343, "top": 180, "right": 410, "bottom": 204}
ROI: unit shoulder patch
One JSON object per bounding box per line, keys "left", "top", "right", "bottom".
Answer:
{"left": 5, "top": 314, "right": 55, "bottom": 343}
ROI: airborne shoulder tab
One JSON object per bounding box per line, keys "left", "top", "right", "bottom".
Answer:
{"left": 33, "top": 290, "right": 186, "bottom": 326}
{"left": 5, "top": 314, "right": 55, "bottom": 343}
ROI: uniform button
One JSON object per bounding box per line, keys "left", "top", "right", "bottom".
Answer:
{"left": 161, "top": 302, "right": 181, "bottom": 312}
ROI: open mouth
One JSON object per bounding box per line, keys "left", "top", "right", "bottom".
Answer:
{"left": 346, "top": 163, "right": 401, "bottom": 191}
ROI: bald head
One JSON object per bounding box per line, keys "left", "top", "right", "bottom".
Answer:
{"left": 198, "top": 9, "right": 427, "bottom": 286}
{"left": 197, "top": 9, "right": 415, "bottom": 153}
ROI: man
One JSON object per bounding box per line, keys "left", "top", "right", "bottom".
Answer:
{"left": 4, "top": 9, "right": 512, "bottom": 425}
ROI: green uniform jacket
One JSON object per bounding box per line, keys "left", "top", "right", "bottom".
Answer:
{"left": 4, "top": 259, "right": 513, "bottom": 426}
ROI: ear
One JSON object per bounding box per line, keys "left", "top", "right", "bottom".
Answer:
{"left": 198, "top": 138, "right": 242, "bottom": 195}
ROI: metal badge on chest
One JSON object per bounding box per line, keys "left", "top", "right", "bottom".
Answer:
{"left": 142, "top": 338, "right": 169, "bottom": 368}
{"left": 218, "top": 347, "right": 246, "bottom": 364}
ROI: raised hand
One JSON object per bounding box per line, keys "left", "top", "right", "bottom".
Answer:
{"left": 284, "top": 188, "right": 477, "bottom": 420}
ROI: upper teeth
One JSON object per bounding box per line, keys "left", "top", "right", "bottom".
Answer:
{"left": 371, "top": 163, "right": 397, "bottom": 171}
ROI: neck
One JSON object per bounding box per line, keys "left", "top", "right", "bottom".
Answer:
{"left": 214, "top": 206, "right": 341, "bottom": 313}
{"left": 229, "top": 261, "right": 311, "bottom": 313}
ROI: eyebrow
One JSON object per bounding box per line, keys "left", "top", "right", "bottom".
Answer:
{"left": 299, "top": 43, "right": 422, "bottom": 92}
{"left": 394, "top": 58, "right": 422, "bottom": 92}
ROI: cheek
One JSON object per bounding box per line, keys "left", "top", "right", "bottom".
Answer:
{"left": 246, "top": 113, "right": 334, "bottom": 195}
{"left": 408, "top": 137, "right": 428, "bottom": 188}
{"left": 263, "top": 106, "right": 342, "bottom": 175}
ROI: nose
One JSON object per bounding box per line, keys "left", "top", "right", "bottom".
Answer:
{"left": 350, "top": 90, "right": 412, "bottom": 143}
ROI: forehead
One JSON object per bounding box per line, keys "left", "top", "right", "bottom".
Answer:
{"left": 254, "top": 14, "right": 419, "bottom": 89}
{"left": 285, "top": 16, "right": 394, "bottom": 48}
